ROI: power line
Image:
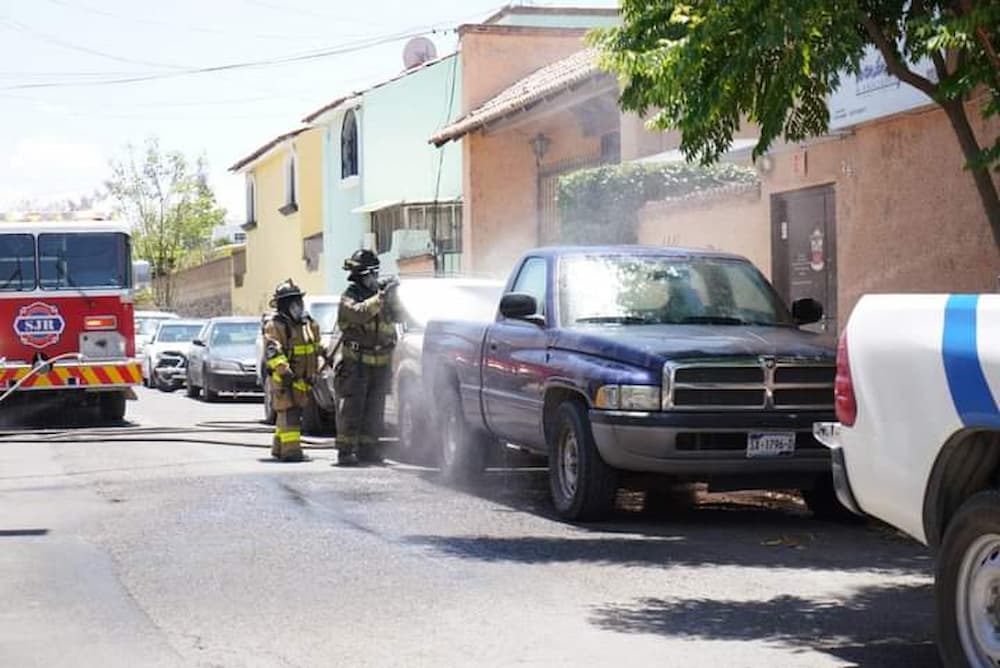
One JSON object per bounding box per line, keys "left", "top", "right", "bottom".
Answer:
{"left": 0, "top": 26, "right": 449, "bottom": 91}
{"left": 0, "top": 17, "right": 188, "bottom": 71}
{"left": 39, "top": 0, "right": 359, "bottom": 42}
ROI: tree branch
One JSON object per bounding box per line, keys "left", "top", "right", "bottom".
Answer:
{"left": 957, "top": 0, "right": 1000, "bottom": 78}
{"left": 860, "top": 13, "right": 939, "bottom": 98}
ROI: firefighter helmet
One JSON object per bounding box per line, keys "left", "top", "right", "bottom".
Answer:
{"left": 270, "top": 279, "right": 304, "bottom": 307}
{"left": 343, "top": 249, "right": 379, "bottom": 276}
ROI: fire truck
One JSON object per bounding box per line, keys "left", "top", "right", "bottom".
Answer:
{"left": 0, "top": 216, "right": 141, "bottom": 422}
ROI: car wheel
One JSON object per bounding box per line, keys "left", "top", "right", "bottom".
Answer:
{"left": 154, "top": 372, "right": 174, "bottom": 393}
{"left": 801, "top": 475, "right": 864, "bottom": 522}
{"left": 201, "top": 367, "right": 219, "bottom": 402}
{"left": 437, "top": 386, "right": 489, "bottom": 484}
{"left": 263, "top": 376, "right": 277, "bottom": 425}
{"left": 396, "top": 380, "right": 427, "bottom": 464}
{"left": 548, "top": 400, "right": 617, "bottom": 522}
{"left": 936, "top": 489, "right": 1000, "bottom": 668}
{"left": 98, "top": 391, "right": 127, "bottom": 423}
{"left": 185, "top": 370, "right": 200, "bottom": 398}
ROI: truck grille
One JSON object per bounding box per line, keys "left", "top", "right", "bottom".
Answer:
{"left": 665, "top": 358, "right": 834, "bottom": 411}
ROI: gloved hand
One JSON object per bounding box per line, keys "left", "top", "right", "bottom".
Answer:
{"left": 378, "top": 275, "right": 400, "bottom": 293}
{"left": 278, "top": 365, "right": 295, "bottom": 390}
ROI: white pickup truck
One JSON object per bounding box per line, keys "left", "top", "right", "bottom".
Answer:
{"left": 815, "top": 294, "right": 1000, "bottom": 668}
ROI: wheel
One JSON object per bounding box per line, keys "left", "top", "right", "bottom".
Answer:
{"left": 437, "top": 387, "right": 489, "bottom": 484}
{"left": 801, "top": 475, "right": 864, "bottom": 522}
{"left": 548, "top": 401, "right": 617, "bottom": 521}
{"left": 201, "top": 367, "right": 219, "bottom": 402}
{"left": 936, "top": 489, "right": 1000, "bottom": 668}
{"left": 98, "top": 391, "right": 127, "bottom": 423}
{"left": 155, "top": 372, "right": 175, "bottom": 393}
{"left": 263, "top": 376, "right": 277, "bottom": 425}
{"left": 396, "top": 380, "right": 428, "bottom": 464}
{"left": 185, "top": 368, "right": 200, "bottom": 398}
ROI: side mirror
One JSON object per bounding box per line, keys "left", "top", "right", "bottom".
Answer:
{"left": 499, "top": 293, "right": 539, "bottom": 321}
{"left": 792, "top": 298, "right": 824, "bottom": 325}
{"left": 192, "top": 339, "right": 205, "bottom": 347}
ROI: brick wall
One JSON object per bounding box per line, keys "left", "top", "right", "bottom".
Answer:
{"left": 155, "top": 255, "right": 234, "bottom": 318}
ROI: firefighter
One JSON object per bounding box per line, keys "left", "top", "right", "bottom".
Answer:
{"left": 335, "top": 249, "right": 403, "bottom": 466}
{"left": 263, "top": 279, "right": 322, "bottom": 462}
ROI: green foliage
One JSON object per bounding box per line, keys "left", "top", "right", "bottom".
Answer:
{"left": 556, "top": 161, "right": 757, "bottom": 244}
{"left": 107, "top": 138, "right": 226, "bottom": 306}
{"left": 591, "top": 0, "right": 1000, "bottom": 243}
{"left": 592, "top": 1, "right": 999, "bottom": 164}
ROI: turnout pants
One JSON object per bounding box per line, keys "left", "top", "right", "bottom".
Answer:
{"left": 273, "top": 406, "right": 304, "bottom": 461}
{"left": 335, "top": 359, "right": 391, "bottom": 456}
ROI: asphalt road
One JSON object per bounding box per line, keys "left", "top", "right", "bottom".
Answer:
{"left": 0, "top": 386, "right": 939, "bottom": 667}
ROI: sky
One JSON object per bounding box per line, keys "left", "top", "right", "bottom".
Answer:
{"left": 0, "top": 0, "right": 617, "bottom": 221}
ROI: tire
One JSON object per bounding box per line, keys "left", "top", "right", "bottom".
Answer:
{"left": 98, "top": 391, "right": 127, "bottom": 423}
{"left": 263, "top": 376, "right": 277, "bottom": 425}
{"left": 548, "top": 401, "right": 617, "bottom": 521}
{"left": 437, "top": 386, "right": 489, "bottom": 484}
{"left": 396, "top": 380, "right": 427, "bottom": 464}
{"left": 801, "top": 475, "right": 864, "bottom": 522}
{"left": 936, "top": 489, "right": 1000, "bottom": 668}
{"left": 155, "top": 372, "right": 175, "bottom": 393}
{"left": 201, "top": 368, "right": 219, "bottom": 402}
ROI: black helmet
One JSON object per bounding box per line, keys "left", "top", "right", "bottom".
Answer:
{"left": 343, "top": 249, "right": 379, "bottom": 276}
{"left": 271, "top": 278, "right": 304, "bottom": 307}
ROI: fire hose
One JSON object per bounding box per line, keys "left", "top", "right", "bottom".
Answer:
{"left": 0, "top": 352, "right": 85, "bottom": 406}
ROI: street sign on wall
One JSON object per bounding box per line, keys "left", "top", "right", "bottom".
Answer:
{"left": 828, "top": 46, "right": 937, "bottom": 130}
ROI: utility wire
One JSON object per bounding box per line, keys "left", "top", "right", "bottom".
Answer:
{"left": 39, "top": 0, "right": 358, "bottom": 42}
{"left": 0, "top": 16, "right": 188, "bottom": 71}
{"left": 0, "top": 26, "right": 448, "bottom": 91}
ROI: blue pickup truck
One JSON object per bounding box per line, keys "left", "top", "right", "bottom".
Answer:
{"left": 422, "top": 246, "right": 839, "bottom": 520}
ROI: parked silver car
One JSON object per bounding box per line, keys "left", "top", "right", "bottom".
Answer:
{"left": 186, "top": 317, "right": 261, "bottom": 402}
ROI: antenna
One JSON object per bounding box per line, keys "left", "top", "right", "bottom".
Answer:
{"left": 402, "top": 36, "right": 437, "bottom": 70}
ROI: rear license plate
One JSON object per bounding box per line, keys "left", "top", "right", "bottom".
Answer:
{"left": 746, "top": 432, "right": 796, "bottom": 458}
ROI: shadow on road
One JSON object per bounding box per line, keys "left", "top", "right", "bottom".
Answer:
{"left": 589, "top": 583, "right": 939, "bottom": 667}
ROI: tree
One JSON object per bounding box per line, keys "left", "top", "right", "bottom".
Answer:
{"left": 593, "top": 1, "right": 1000, "bottom": 250}
{"left": 108, "top": 138, "right": 226, "bottom": 307}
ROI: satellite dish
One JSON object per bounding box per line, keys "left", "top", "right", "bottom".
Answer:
{"left": 402, "top": 37, "right": 437, "bottom": 70}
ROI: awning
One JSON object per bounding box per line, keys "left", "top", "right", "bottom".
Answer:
{"left": 350, "top": 200, "right": 402, "bottom": 214}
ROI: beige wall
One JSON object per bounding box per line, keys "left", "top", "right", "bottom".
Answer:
{"left": 459, "top": 28, "right": 616, "bottom": 277}
{"left": 233, "top": 128, "right": 327, "bottom": 316}
{"left": 637, "top": 101, "right": 1000, "bottom": 327}
{"left": 464, "top": 107, "right": 603, "bottom": 277}
{"left": 638, "top": 187, "right": 771, "bottom": 275}
{"left": 157, "top": 255, "right": 233, "bottom": 318}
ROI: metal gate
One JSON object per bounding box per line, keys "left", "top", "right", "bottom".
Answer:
{"left": 537, "top": 155, "right": 601, "bottom": 246}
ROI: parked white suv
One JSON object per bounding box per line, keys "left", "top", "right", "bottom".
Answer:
{"left": 815, "top": 294, "right": 1000, "bottom": 668}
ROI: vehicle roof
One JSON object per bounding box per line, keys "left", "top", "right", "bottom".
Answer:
{"left": 526, "top": 245, "right": 749, "bottom": 262}
{"left": 0, "top": 220, "right": 130, "bottom": 234}
{"left": 158, "top": 319, "right": 205, "bottom": 326}
{"left": 205, "top": 316, "right": 259, "bottom": 324}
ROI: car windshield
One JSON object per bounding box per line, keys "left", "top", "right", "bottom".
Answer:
{"left": 137, "top": 317, "right": 173, "bottom": 337}
{"left": 209, "top": 322, "right": 258, "bottom": 347}
{"left": 308, "top": 302, "right": 338, "bottom": 334}
{"left": 157, "top": 324, "right": 204, "bottom": 343}
{"left": 559, "top": 255, "right": 795, "bottom": 327}
{"left": 38, "top": 232, "right": 130, "bottom": 290}
{"left": 397, "top": 282, "right": 503, "bottom": 331}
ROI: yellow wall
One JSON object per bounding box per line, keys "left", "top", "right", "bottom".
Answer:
{"left": 232, "top": 127, "right": 327, "bottom": 316}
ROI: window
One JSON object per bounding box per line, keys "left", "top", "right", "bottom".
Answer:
{"left": 38, "top": 232, "right": 130, "bottom": 290}
{"left": 370, "top": 201, "right": 462, "bottom": 259}
{"left": 280, "top": 147, "right": 298, "bottom": 215}
{"left": 0, "top": 234, "right": 36, "bottom": 291}
{"left": 510, "top": 257, "right": 547, "bottom": 317}
{"left": 233, "top": 232, "right": 247, "bottom": 244}
{"left": 244, "top": 175, "right": 257, "bottom": 226}
{"left": 601, "top": 131, "right": 621, "bottom": 164}
{"left": 341, "top": 109, "right": 358, "bottom": 179}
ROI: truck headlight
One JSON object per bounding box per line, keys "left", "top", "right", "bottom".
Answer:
{"left": 594, "top": 385, "right": 661, "bottom": 411}
{"left": 210, "top": 360, "right": 241, "bottom": 372}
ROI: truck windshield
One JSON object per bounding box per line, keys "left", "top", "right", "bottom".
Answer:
{"left": 0, "top": 234, "right": 37, "bottom": 291}
{"left": 560, "top": 255, "right": 795, "bottom": 327}
{"left": 38, "top": 232, "right": 130, "bottom": 290}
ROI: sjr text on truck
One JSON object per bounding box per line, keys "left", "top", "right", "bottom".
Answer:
{"left": 0, "top": 218, "right": 141, "bottom": 422}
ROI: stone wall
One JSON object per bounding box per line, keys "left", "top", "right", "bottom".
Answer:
{"left": 155, "top": 255, "right": 234, "bottom": 318}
